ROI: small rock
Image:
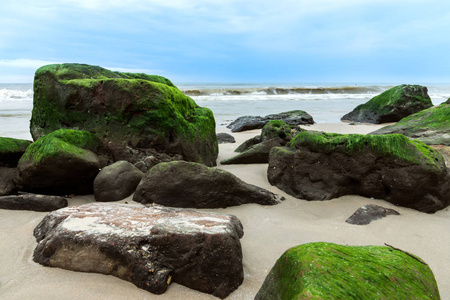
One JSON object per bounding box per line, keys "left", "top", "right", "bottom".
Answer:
{"left": 345, "top": 204, "right": 400, "bottom": 225}
{"left": 0, "top": 193, "right": 68, "bottom": 211}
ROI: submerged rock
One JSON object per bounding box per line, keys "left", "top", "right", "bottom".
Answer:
{"left": 33, "top": 203, "right": 244, "bottom": 298}
{"left": 16, "top": 129, "right": 105, "bottom": 195}
{"left": 0, "top": 193, "right": 67, "bottom": 211}
{"left": 342, "top": 84, "right": 433, "bottom": 124}
{"left": 0, "top": 137, "right": 32, "bottom": 167}
{"left": 371, "top": 101, "right": 450, "bottom": 145}
{"left": 94, "top": 161, "right": 144, "bottom": 202}
{"left": 227, "top": 110, "right": 314, "bottom": 132}
{"left": 133, "top": 161, "right": 281, "bottom": 208}
{"left": 268, "top": 131, "right": 450, "bottom": 213}
{"left": 255, "top": 242, "right": 440, "bottom": 299}
{"left": 31, "top": 63, "right": 218, "bottom": 167}
{"left": 345, "top": 204, "right": 400, "bottom": 225}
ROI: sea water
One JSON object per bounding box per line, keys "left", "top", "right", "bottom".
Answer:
{"left": 1, "top": 83, "right": 449, "bottom": 140}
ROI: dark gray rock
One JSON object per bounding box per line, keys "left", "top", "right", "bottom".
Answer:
{"left": 94, "top": 161, "right": 145, "bottom": 202}
{"left": 0, "top": 137, "right": 32, "bottom": 167}
{"left": 217, "top": 133, "right": 236, "bottom": 144}
{"left": 341, "top": 85, "right": 433, "bottom": 124}
{"left": 235, "top": 135, "right": 262, "bottom": 153}
{"left": 268, "top": 132, "right": 450, "bottom": 213}
{"left": 33, "top": 203, "right": 244, "bottom": 298}
{"left": 133, "top": 161, "right": 281, "bottom": 208}
{"left": 16, "top": 129, "right": 102, "bottom": 195}
{"left": 0, "top": 193, "right": 68, "bottom": 211}
{"left": 0, "top": 167, "right": 18, "bottom": 196}
{"left": 227, "top": 110, "right": 314, "bottom": 132}
{"left": 221, "top": 138, "right": 284, "bottom": 165}
{"left": 345, "top": 204, "right": 400, "bottom": 225}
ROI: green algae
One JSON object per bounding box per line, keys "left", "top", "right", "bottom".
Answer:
{"left": 0, "top": 137, "right": 31, "bottom": 155}
{"left": 256, "top": 242, "right": 440, "bottom": 300}
{"left": 19, "top": 129, "right": 101, "bottom": 164}
{"left": 288, "top": 131, "right": 444, "bottom": 169}
{"left": 261, "top": 120, "right": 294, "bottom": 141}
{"left": 354, "top": 84, "right": 432, "bottom": 115}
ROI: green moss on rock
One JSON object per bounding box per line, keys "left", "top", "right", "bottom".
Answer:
{"left": 342, "top": 84, "right": 433, "bottom": 123}
{"left": 30, "top": 63, "right": 217, "bottom": 166}
{"left": 19, "top": 129, "right": 102, "bottom": 165}
{"left": 256, "top": 242, "right": 440, "bottom": 300}
{"left": 0, "top": 137, "right": 32, "bottom": 166}
{"left": 288, "top": 131, "right": 444, "bottom": 169}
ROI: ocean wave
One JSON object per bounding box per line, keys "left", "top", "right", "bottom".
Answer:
{"left": 0, "top": 88, "right": 33, "bottom": 102}
{"left": 181, "top": 86, "right": 386, "bottom": 96}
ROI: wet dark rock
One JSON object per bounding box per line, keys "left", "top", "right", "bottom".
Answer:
{"left": 216, "top": 133, "right": 236, "bottom": 144}
{"left": 33, "top": 203, "right": 244, "bottom": 298}
{"left": 268, "top": 131, "right": 450, "bottom": 213}
{"left": 341, "top": 84, "right": 432, "bottom": 124}
{"left": 221, "top": 138, "right": 284, "bottom": 165}
{"left": 133, "top": 161, "right": 281, "bottom": 208}
{"left": 0, "top": 137, "right": 32, "bottom": 167}
{"left": 227, "top": 110, "right": 314, "bottom": 132}
{"left": 0, "top": 193, "right": 68, "bottom": 211}
{"left": 235, "top": 135, "right": 262, "bottom": 153}
{"left": 345, "top": 204, "right": 400, "bottom": 225}
{"left": 0, "top": 167, "right": 18, "bottom": 196}
{"left": 94, "top": 161, "right": 144, "bottom": 202}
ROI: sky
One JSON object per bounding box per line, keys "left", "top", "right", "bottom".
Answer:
{"left": 1, "top": 0, "right": 450, "bottom": 84}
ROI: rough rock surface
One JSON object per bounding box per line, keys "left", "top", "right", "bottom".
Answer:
{"left": 268, "top": 131, "right": 450, "bottom": 213}
{"left": 133, "top": 161, "right": 281, "bottom": 208}
{"left": 94, "top": 161, "right": 144, "bottom": 202}
{"left": 227, "top": 110, "right": 314, "bottom": 132}
{"left": 371, "top": 101, "right": 450, "bottom": 145}
{"left": 0, "top": 137, "right": 32, "bottom": 167}
{"left": 31, "top": 63, "right": 218, "bottom": 166}
{"left": 345, "top": 204, "right": 400, "bottom": 225}
{"left": 235, "top": 135, "right": 262, "bottom": 153}
{"left": 0, "top": 193, "right": 68, "bottom": 211}
{"left": 341, "top": 84, "right": 433, "bottom": 124}
{"left": 16, "top": 129, "right": 104, "bottom": 195}
{"left": 255, "top": 242, "right": 440, "bottom": 299}
{"left": 220, "top": 138, "right": 284, "bottom": 165}
{"left": 0, "top": 167, "right": 18, "bottom": 196}
{"left": 216, "top": 132, "right": 236, "bottom": 144}
{"left": 33, "top": 203, "right": 244, "bottom": 298}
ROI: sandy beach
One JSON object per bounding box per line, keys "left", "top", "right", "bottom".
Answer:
{"left": 1, "top": 123, "right": 449, "bottom": 299}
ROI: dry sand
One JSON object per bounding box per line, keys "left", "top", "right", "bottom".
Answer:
{"left": 1, "top": 123, "right": 449, "bottom": 299}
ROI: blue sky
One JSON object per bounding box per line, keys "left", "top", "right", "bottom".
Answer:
{"left": 1, "top": 0, "right": 450, "bottom": 84}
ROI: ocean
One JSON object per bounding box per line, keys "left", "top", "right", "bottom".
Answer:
{"left": 1, "top": 82, "right": 449, "bottom": 141}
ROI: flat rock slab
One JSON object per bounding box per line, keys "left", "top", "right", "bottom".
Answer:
{"left": 0, "top": 193, "right": 68, "bottom": 211}
{"left": 345, "top": 204, "right": 400, "bottom": 225}
{"left": 33, "top": 203, "right": 244, "bottom": 298}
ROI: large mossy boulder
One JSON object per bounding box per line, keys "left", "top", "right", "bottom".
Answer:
{"left": 133, "top": 161, "right": 280, "bottom": 208}
{"left": 31, "top": 63, "right": 218, "bottom": 167}
{"left": 16, "top": 129, "right": 106, "bottom": 195}
{"left": 0, "top": 137, "right": 32, "bottom": 167}
{"left": 268, "top": 131, "right": 450, "bottom": 212}
{"left": 255, "top": 242, "right": 440, "bottom": 299}
{"left": 371, "top": 101, "right": 450, "bottom": 145}
{"left": 341, "top": 84, "right": 433, "bottom": 124}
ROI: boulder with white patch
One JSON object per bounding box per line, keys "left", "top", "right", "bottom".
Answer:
{"left": 33, "top": 203, "right": 244, "bottom": 299}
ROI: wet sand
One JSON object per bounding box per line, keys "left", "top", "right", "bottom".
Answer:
{"left": 1, "top": 123, "right": 449, "bottom": 299}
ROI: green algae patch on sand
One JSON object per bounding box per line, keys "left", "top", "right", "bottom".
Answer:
{"left": 342, "top": 84, "right": 432, "bottom": 123}
{"left": 19, "top": 129, "right": 102, "bottom": 165}
{"left": 288, "top": 131, "right": 445, "bottom": 170}
{"left": 255, "top": 242, "right": 440, "bottom": 300}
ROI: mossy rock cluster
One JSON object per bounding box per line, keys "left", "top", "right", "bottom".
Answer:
{"left": 255, "top": 242, "right": 440, "bottom": 299}
{"left": 342, "top": 84, "right": 433, "bottom": 124}
{"left": 0, "top": 137, "right": 32, "bottom": 167}
{"left": 372, "top": 102, "right": 450, "bottom": 145}
{"left": 31, "top": 63, "right": 217, "bottom": 167}
{"left": 268, "top": 131, "right": 450, "bottom": 212}
{"left": 16, "top": 129, "right": 105, "bottom": 195}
